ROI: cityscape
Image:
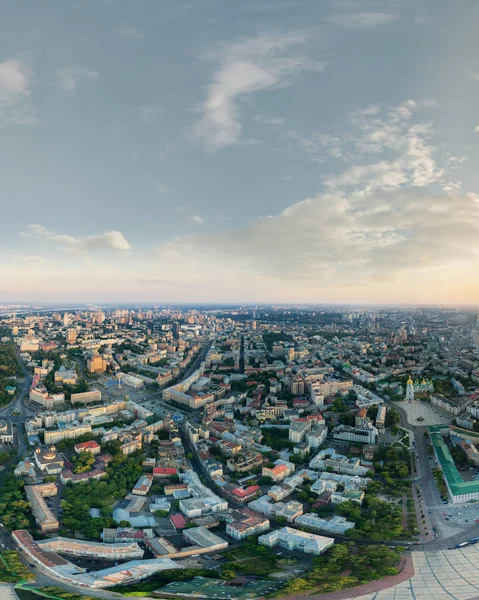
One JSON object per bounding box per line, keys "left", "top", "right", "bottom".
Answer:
{"left": 0, "top": 306, "right": 479, "bottom": 600}
{"left": 3, "top": 1, "right": 479, "bottom": 600}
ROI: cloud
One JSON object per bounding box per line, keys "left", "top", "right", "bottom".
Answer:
{"left": 10, "top": 255, "right": 47, "bottom": 264}
{"left": 190, "top": 215, "right": 204, "bottom": 224}
{"left": 152, "top": 189, "right": 479, "bottom": 297}
{"left": 326, "top": 11, "right": 399, "bottom": 28}
{"left": 195, "top": 31, "right": 324, "bottom": 148}
{"left": 20, "top": 224, "right": 131, "bottom": 255}
{"left": 320, "top": 101, "right": 444, "bottom": 192}
{"left": 54, "top": 68, "right": 99, "bottom": 92}
{"left": 149, "top": 98, "right": 479, "bottom": 301}
{"left": 0, "top": 58, "right": 36, "bottom": 126}
{"left": 20, "top": 223, "right": 54, "bottom": 238}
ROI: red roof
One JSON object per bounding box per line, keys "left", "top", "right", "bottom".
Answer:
{"left": 153, "top": 467, "right": 177, "bottom": 476}
{"left": 231, "top": 485, "right": 260, "bottom": 498}
{"left": 170, "top": 514, "right": 187, "bottom": 529}
{"left": 74, "top": 440, "right": 100, "bottom": 450}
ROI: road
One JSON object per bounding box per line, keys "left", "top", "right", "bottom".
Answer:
{"left": 239, "top": 335, "right": 245, "bottom": 374}
{"left": 0, "top": 334, "right": 35, "bottom": 477}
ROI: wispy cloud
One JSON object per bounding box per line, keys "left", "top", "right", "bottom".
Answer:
{"left": 20, "top": 224, "right": 131, "bottom": 255}
{"left": 195, "top": 31, "right": 325, "bottom": 148}
{"left": 54, "top": 67, "right": 99, "bottom": 92}
{"left": 11, "top": 254, "right": 47, "bottom": 265}
{"left": 0, "top": 58, "right": 36, "bottom": 126}
{"left": 21, "top": 224, "right": 54, "bottom": 238}
{"left": 190, "top": 215, "right": 204, "bottom": 224}
{"left": 324, "top": 104, "right": 444, "bottom": 192}
{"left": 326, "top": 11, "right": 399, "bottom": 28}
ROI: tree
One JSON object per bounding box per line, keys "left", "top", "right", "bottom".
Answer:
{"left": 118, "top": 520, "right": 131, "bottom": 527}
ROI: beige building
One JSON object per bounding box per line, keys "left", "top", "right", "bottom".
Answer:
{"left": 290, "top": 375, "right": 305, "bottom": 396}
{"left": 66, "top": 329, "right": 77, "bottom": 344}
{"left": 44, "top": 422, "right": 92, "bottom": 444}
{"left": 36, "top": 537, "right": 143, "bottom": 561}
{"left": 87, "top": 354, "right": 107, "bottom": 374}
{"left": 30, "top": 387, "right": 65, "bottom": 410}
{"left": 71, "top": 390, "right": 102, "bottom": 405}
{"left": 25, "top": 483, "right": 59, "bottom": 532}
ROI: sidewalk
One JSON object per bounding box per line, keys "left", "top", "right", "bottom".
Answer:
{"left": 412, "top": 483, "right": 434, "bottom": 543}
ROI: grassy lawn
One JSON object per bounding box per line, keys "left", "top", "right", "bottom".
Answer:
{"left": 221, "top": 544, "right": 279, "bottom": 577}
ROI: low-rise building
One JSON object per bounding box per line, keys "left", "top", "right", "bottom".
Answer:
{"left": 262, "top": 459, "right": 295, "bottom": 483}
{"left": 182, "top": 526, "right": 228, "bottom": 552}
{"left": 225, "top": 508, "right": 270, "bottom": 540}
{"left": 36, "top": 537, "right": 143, "bottom": 561}
{"left": 0, "top": 420, "right": 13, "bottom": 444}
{"left": 133, "top": 474, "right": 153, "bottom": 496}
{"left": 25, "top": 483, "right": 59, "bottom": 532}
{"left": 34, "top": 446, "right": 64, "bottom": 474}
{"left": 430, "top": 394, "right": 468, "bottom": 416}
{"left": 74, "top": 440, "right": 101, "bottom": 455}
{"left": 259, "top": 527, "right": 334, "bottom": 556}
{"left": 332, "top": 420, "right": 378, "bottom": 445}
{"left": 71, "top": 390, "right": 102, "bottom": 405}
{"left": 295, "top": 514, "right": 355, "bottom": 535}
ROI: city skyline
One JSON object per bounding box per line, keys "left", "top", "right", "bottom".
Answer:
{"left": 2, "top": 1, "right": 479, "bottom": 304}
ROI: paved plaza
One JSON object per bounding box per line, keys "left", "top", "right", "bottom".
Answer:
{"left": 339, "top": 547, "right": 479, "bottom": 600}
{"left": 0, "top": 585, "right": 16, "bottom": 600}
{"left": 393, "top": 400, "right": 452, "bottom": 427}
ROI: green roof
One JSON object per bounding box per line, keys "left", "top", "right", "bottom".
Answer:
{"left": 429, "top": 425, "right": 449, "bottom": 434}
{"left": 430, "top": 433, "right": 479, "bottom": 497}
{"left": 450, "top": 426, "right": 479, "bottom": 442}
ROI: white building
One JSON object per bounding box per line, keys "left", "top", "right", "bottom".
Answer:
{"left": 295, "top": 514, "right": 355, "bottom": 535}
{"left": 258, "top": 527, "right": 334, "bottom": 556}
{"left": 332, "top": 420, "right": 378, "bottom": 445}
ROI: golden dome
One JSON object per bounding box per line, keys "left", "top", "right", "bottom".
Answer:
{"left": 407, "top": 375, "right": 413, "bottom": 385}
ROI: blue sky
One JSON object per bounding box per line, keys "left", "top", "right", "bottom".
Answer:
{"left": 2, "top": 0, "right": 479, "bottom": 304}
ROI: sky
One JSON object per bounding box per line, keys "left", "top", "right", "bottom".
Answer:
{"left": 1, "top": 0, "right": 479, "bottom": 305}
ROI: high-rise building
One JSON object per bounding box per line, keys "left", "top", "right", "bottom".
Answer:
{"left": 67, "top": 329, "right": 77, "bottom": 344}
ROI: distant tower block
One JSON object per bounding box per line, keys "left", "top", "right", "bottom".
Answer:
{"left": 405, "top": 375, "right": 415, "bottom": 403}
